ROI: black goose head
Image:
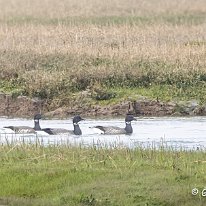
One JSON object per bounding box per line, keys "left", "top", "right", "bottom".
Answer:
{"left": 73, "top": 115, "right": 84, "bottom": 124}
{"left": 124, "top": 114, "right": 136, "bottom": 134}
{"left": 34, "top": 114, "right": 42, "bottom": 120}
{"left": 73, "top": 115, "right": 84, "bottom": 135}
{"left": 125, "top": 114, "right": 137, "bottom": 122}
{"left": 34, "top": 114, "right": 42, "bottom": 131}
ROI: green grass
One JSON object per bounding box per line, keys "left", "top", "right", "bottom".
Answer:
{"left": 105, "top": 84, "right": 206, "bottom": 104}
{"left": 0, "top": 51, "right": 206, "bottom": 108}
{"left": 0, "top": 144, "right": 206, "bottom": 205}
{"left": 2, "top": 12, "right": 206, "bottom": 26}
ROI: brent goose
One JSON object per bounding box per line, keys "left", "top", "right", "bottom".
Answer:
{"left": 93, "top": 114, "right": 137, "bottom": 135}
{"left": 42, "top": 115, "right": 84, "bottom": 135}
{"left": 4, "top": 114, "right": 42, "bottom": 134}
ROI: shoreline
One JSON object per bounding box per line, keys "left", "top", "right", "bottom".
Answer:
{"left": 0, "top": 93, "right": 205, "bottom": 118}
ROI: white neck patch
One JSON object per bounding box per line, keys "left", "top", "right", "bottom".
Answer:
{"left": 126, "top": 122, "right": 131, "bottom": 124}
{"left": 73, "top": 122, "right": 79, "bottom": 126}
{"left": 34, "top": 119, "right": 39, "bottom": 122}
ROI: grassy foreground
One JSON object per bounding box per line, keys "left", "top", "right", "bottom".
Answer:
{"left": 0, "top": 144, "right": 206, "bottom": 206}
{"left": 0, "top": 0, "right": 206, "bottom": 110}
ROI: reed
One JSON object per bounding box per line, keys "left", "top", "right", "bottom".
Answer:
{"left": 0, "top": 142, "right": 205, "bottom": 205}
{"left": 0, "top": 0, "right": 206, "bottom": 107}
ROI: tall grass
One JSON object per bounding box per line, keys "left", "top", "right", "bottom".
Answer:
{"left": 0, "top": 0, "right": 206, "bottom": 107}
{"left": 0, "top": 143, "right": 206, "bottom": 205}
{"left": 0, "top": 0, "right": 206, "bottom": 18}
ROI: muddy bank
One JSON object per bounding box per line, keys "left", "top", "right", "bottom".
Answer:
{"left": 0, "top": 93, "right": 45, "bottom": 117}
{"left": 0, "top": 93, "right": 205, "bottom": 118}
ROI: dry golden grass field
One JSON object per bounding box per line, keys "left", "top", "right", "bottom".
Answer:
{"left": 0, "top": 0, "right": 206, "bottom": 109}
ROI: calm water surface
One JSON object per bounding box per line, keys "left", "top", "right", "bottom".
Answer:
{"left": 0, "top": 117, "right": 206, "bottom": 150}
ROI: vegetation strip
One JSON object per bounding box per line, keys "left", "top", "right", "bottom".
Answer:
{"left": 0, "top": 0, "right": 206, "bottom": 114}
{"left": 0, "top": 144, "right": 205, "bottom": 205}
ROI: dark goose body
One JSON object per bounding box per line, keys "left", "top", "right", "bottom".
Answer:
{"left": 42, "top": 128, "right": 73, "bottom": 135}
{"left": 42, "top": 116, "right": 84, "bottom": 135}
{"left": 4, "top": 126, "right": 36, "bottom": 134}
{"left": 4, "top": 114, "right": 42, "bottom": 134}
{"left": 94, "top": 115, "right": 136, "bottom": 135}
{"left": 94, "top": 126, "right": 127, "bottom": 135}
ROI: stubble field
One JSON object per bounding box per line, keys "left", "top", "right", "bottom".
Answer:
{"left": 0, "top": 0, "right": 206, "bottom": 110}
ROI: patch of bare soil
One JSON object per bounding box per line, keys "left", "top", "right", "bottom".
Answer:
{"left": 0, "top": 93, "right": 205, "bottom": 118}
{"left": 0, "top": 93, "right": 45, "bottom": 117}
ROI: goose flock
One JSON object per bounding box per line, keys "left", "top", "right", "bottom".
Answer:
{"left": 2, "top": 114, "right": 137, "bottom": 136}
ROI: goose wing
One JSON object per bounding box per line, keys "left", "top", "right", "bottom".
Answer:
{"left": 42, "top": 128, "right": 73, "bottom": 135}
{"left": 4, "top": 126, "right": 36, "bottom": 134}
{"left": 94, "top": 126, "right": 126, "bottom": 135}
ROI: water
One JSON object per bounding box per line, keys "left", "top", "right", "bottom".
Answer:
{"left": 0, "top": 117, "right": 206, "bottom": 150}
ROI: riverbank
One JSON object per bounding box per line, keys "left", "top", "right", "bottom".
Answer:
{"left": 0, "top": 0, "right": 206, "bottom": 118}
{"left": 0, "top": 144, "right": 205, "bottom": 206}
{"left": 0, "top": 92, "right": 206, "bottom": 118}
